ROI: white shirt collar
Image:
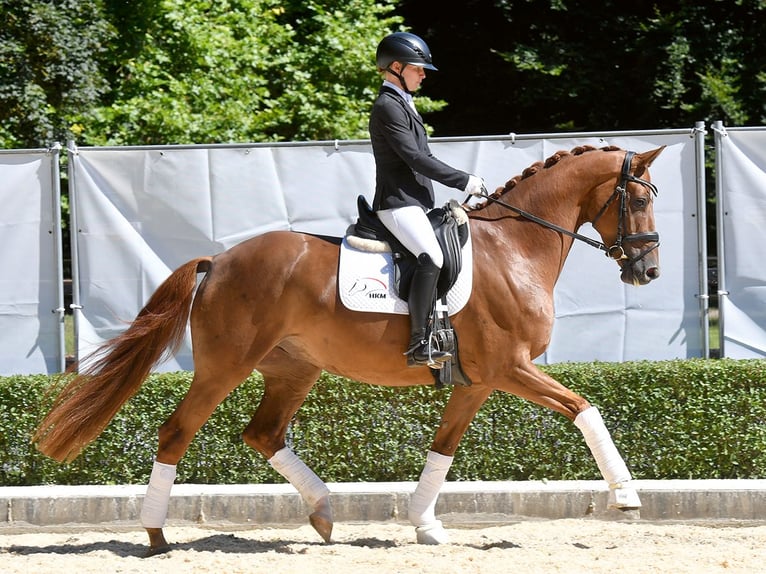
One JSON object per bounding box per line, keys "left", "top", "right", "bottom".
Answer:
{"left": 383, "top": 80, "right": 417, "bottom": 112}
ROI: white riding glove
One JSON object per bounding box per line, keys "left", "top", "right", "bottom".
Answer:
{"left": 464, "top": 174, "right": 486, "bottom": 196}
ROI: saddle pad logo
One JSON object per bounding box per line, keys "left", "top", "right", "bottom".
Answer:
{"left": 338, "top": 237, "right": 473, "bottom": 316}
{"left": 347, "top": 277, "right": 389, "bottom": 299}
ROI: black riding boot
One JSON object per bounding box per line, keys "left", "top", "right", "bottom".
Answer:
{"left": 405, "top": 254, "right": 452, "bottom": 367}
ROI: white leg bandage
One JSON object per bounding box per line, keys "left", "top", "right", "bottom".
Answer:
{"left": 574, "top": 406, "right": 632, "bottom": 486}
{"left": 140, "top": 460, "right": 176, "bottom": 528}
{"left": 409, "top": 450, "right": 453, "bottom": 544}
{"left": 268, "top": 447, "right": 330, "bottom": 508}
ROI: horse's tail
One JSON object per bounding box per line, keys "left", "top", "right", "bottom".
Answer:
{"left": 33, "top": 257, "right": 213, "bottom": 462}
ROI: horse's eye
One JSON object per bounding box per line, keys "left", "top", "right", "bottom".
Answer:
{"left": 632, "top": 197, "right": 648, "bottom": 209}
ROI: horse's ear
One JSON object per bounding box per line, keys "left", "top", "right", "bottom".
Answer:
{"left": 635, "top": 146, "right": 666, "bottom": 169}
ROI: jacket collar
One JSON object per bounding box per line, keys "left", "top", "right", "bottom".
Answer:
{"left": 379, "top": 85, "right": 424, "bottom": 125}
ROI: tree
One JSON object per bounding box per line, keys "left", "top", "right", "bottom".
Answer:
{"left": 397, "top": 0, "right": 766, "bottom": 136}
{"left": 81, "top": 0, "right": 401, "bottom": 145}
{"left": 0, "top": 0, "right": 403, "bottom": 148}
{"left": 3, "top": 1, "right": 764, "bottom": 147}
{"left": 0, "top": 0, "right": 113, "bottom": 148}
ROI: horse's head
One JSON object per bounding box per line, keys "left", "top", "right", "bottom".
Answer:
{"left": 590, "top": 147, "right": 665, "bottom": 286}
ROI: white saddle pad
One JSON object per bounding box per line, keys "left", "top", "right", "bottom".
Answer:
{"left": 338, "top": 235, "right": 473, "bottom": 315}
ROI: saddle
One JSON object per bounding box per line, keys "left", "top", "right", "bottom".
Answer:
{"left": 348, "top": 196, "right": 470, "bottom": 301}
{"left": 346, "top": 196, "right": 472, "bottom": 388}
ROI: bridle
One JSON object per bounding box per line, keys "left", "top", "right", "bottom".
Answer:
{"left": 592, "top": 151, "right": 660, "bottom": 263}
{"left": 479, "top": 151, "right": 660, "bottom": 265}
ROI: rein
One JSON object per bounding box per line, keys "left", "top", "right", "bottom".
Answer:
{"left": 481, "top": 151, "right": 660, "bottom": 264}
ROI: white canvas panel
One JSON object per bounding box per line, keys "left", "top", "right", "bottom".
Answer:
{"left": 72, "top": 143, "right": 377, "bottom": 370}
{"left": 717, "top": 128, "right": 766, "bottom": 358}
{"left": 71, "top": 132, "right": 703, "bottom": 371}
{"left": 432, "top": 134, "right": 701, "bottom": 362}
{"left": 271, "top": 143, "right": 376, "bottom": 236}
{"left": 0, "top": 150, "right": 62, "bottom": 374}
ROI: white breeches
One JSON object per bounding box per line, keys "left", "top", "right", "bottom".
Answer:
{"left": 378, "top": 205, "right": 444, "bottom": 268}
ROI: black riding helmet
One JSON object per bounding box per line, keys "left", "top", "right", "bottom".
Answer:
{"left": 376, "top": 32, "right": 438, "bottom": 72}
{"left": 376, "top": 32, "right": 437, "bottom": 94}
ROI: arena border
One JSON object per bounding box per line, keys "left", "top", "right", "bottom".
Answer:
{"left": 2, "top": 479, "right": 765, "bottom": 529}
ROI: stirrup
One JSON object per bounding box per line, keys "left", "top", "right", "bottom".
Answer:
{"left": 405, "top": 340, "right": 452, "bottom": 368}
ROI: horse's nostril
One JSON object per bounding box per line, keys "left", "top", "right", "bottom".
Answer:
{"left": 646, "top": 267, "right": 660, "bottom": 279}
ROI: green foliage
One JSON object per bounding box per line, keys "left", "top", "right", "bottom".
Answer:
{"left": 4, "top": 1, "right": 766, "bottom": 146}
{"left": 645, "top": 2, "right": 763, "bottom": 128}
{"left": 404, "top": 0, "right": 766, "bottom": 135}
{"left": 0, "top": 0, "right": 401, "bottom": 148}
{"left": 98, "top": 0, "right": 765, "bottom": 136}
{"left": 0, "top": 0, "right": 113, "bottom": 148}
{"left": 2, "top": 360, "right": 765, "bottom": 486}
{"left": 81, "top": 0, "right": 400, "bottom": 145}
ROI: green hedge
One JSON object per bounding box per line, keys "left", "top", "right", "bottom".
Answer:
{"left": 1, "top": 359, "right": 765, "bottom": 486}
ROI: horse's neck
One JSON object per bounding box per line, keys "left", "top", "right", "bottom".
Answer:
{"left": 514, "top": 165, "right": 600, "bottom": 227}
{"left": 472, "top": 169, "right": 601, "bottom": 287}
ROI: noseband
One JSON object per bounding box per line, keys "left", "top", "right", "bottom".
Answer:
{"left": 482, "top": 150, "right": 660, "bottom": 265}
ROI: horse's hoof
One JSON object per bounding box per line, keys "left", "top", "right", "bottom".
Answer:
{"left": 143, "top": 544, "right": 171, "bottom": 558}
{"left": 309, "top": 511, "right": 333, "bottom": 543}
{"left": 415, "top": 521, "right": 450, "bottom": 545}
{"left": 608, "top": 485, "right": 642, "bottom": 509}
{"left": 144, "top": 527, "right": 170, "bottom": 557}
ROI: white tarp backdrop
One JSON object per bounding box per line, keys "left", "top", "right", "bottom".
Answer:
{"left": 69, "top": 130, "right": 705, "bottom": 372}
{"left": 432, "top": 132, "right": 705, "bottom": 363}
{"left": 0, "top": 148, "right": 64, "bottom": 375}
{"left": 715, "top": 126, "right": 766, "bottom": 358}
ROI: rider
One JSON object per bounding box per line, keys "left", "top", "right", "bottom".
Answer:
{"left": 370, "top": 31, "right": 485, "bottom": 368}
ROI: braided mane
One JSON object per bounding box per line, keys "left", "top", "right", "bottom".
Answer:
{"left": 483, "top": 145, "right": 623, "bottom": 203}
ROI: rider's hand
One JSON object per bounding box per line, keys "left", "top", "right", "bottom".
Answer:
{"left": 464, "top": 174, "right": 486, "bottom": 196}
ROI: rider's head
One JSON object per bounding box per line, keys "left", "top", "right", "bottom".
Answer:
{"left": 376, "top": 32, "right": 437, "bottom": 93}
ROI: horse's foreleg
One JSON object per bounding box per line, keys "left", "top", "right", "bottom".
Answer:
{"left": 496, "top": 362, "right": 641, "bottom": 510}
{"left": 410, "top": 385, "right": 493, "bottom": 545}
{"left": 574, "top": 406, "right": 641, "bottom": 509}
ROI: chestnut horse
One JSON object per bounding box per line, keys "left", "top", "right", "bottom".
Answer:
{"left": 34, "top": 145, "right": 664, "bottom": 555}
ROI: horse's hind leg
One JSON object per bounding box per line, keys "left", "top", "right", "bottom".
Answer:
{"left": 241, "top": 354, "right": 333, "bottom": 542}
{"left": 141, "top": 366, "right": 253, "bottom": 556}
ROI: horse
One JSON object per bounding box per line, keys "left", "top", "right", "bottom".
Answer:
{"left": 34, "top": 144, "right": 665, "bottom": 556}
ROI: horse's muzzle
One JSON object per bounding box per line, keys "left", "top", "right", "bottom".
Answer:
{"left": 616, "top": 233, "right": 661, "bottom": 286}
{"left": 620, "top": 253, "right": 660, "bottom": 286}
